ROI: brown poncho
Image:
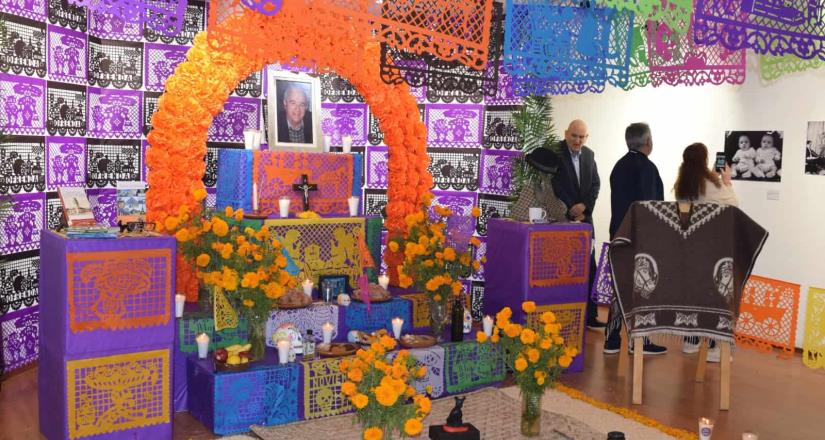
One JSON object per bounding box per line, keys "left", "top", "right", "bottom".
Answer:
{"left": 609, "top": 201, "right": 768, "bottom": 343}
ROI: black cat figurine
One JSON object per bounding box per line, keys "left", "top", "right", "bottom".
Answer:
{"left": 446, "top": 396, "right": 465, "bottom": 427}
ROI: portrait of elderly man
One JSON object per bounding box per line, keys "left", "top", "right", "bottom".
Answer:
{"left": 276, "top": 80, "right": 315, "bottom": 144}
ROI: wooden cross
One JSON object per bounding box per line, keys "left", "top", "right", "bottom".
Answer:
{"left": 292, "top": 174, "right": 317, "bottom": 212}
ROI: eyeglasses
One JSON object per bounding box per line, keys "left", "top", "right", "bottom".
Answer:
{"left": 569, "top": 134, "right": 588, "bottom": 140}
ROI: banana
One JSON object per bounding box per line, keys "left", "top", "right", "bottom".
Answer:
{"left": 241, "top": 343, "right": 252, "bottom": 351}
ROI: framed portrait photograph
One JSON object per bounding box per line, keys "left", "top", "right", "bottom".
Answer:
{"left": 318, "top": 275, "right": 349, "bottom": 301}
{"left": 805, "top": 121, "right": 825, "bottom": 176}
{"left": 723, "top": 130, "right": 784, "bottom": 182}
{"left": 267, "top": 71, "right": 322, "bottom": 152}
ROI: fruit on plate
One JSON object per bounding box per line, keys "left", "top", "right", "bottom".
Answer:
{"left": 227, "top": 355, "right": 241, "bottom": 365}
{"left": 214, "top": 348, "right": 228, "bottom": 363}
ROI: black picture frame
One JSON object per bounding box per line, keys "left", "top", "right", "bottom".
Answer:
{"left": 318, "top": 275, "right": 349, "bottom": 301}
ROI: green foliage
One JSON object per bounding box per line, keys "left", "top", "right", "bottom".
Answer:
{"left": 510, "top": 95, "right": 560, "bottom": 196}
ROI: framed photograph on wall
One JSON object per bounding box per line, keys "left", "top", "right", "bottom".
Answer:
{"left": 805, "top": 121, "right": 825, "bottom": 176}
{"left": 267, "top": 71, "right": 322, "bottom": 152}
{"left": 723, "top": 130, "right": 783, "bottom": 182}
{"left": 318, "top": 275, "right": 349, "bottom": 301}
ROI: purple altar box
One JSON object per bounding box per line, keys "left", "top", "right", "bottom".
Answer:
{"left": 484, "top": 218, "right": 591, "bottom": 320}
{"left": 38, "top": 344, "right": 172, "bottom": 440}
{"left": 39, "top": 231, "right": 176, "bottom": 356}
{"left": 187, "top": 352, "right": 301, "bottom": 434}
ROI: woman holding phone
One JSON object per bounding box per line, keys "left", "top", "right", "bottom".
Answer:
{"left": 673, "top": 142, "right": 738, "bottom": 362}
{"left": 674, "top": 142, "right": 738, "bottom": 207}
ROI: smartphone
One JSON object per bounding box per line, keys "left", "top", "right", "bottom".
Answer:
{"left": 714, "top": 152, "right": 727, "bottom": 171}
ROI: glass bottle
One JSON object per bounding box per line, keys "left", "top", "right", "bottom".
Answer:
{"left": 304, "top": 329, "right": 316, "bottom": 359}
{"left": 451, "top": 297, "right": 464, "bottom": 342}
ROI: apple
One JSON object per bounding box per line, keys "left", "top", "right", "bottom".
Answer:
{"left": 239, "top": 351, "right": 250, "bottom": 359}
{"left": 214, "top": 348, "right": 228, "bottom": 363}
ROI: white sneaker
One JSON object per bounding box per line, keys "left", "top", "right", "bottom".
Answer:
{"left": 682, "top": 340, "right": 700, "bottom": 354}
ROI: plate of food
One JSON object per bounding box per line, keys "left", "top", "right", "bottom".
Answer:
{"left": 277, "top": 287, "right": 313, "bottom": 309}
{"left": 317, "top": 342, "right": 359, "bottom": 358}
{"left": 353, "top": 329, "right": 391, "bottom": 347}
{"left": 399, "top": 334, "right": 437, "bottom": 349}
{"left": 213, "top": 343, "right": 252, "bottom": 372}
{"left": 352, "top": 284, "right": 392, "bottom": 303}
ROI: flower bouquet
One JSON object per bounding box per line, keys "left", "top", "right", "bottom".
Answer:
{"left": 339, "top": 335, "right": 432, "bottom": 439}
{"left": 478, "top": 301, "right": 579, "bottom": 437}
{"left": 387, "top": 194, "right": 484, "bottom": 339}
{"left": 161, "top": 189, "right": 298, "bottom": 359}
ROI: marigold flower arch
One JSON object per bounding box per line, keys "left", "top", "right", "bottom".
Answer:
{"left": 146, "top": 1, "right": 432, "bottom": 235}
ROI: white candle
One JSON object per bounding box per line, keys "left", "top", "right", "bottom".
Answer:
{"left": 196, "top": 333, "right": 209, "bottom": 359}
{"left": 302, "top": 279, "right": 314, "bottom": 298}
{"left": 347, "top": 196, "right": 359, "bottom": 217}
{"left": 482, "top": 315, "right": 494, "bottom": 336}
{"left": 741, "top": 433, "right": 758, "bottom": 440}
{"left": 243, "top": 129, "right": 256, "bottom": 150}
{"left": 252, "top": 182, "right": 259, "bottom": 212}
{"left": 322, "top": 322, "right": 334, "bottom": 344}
{"left": 279, "top": 197, "right": 290, "bottom": 218}
{"left": 342, "top": 135, "right": 352, "bottom": 153}
{"left": 378, "top": 274, "right": 390, "bottom": 290}
{"left": 391, "top": 317, "right": 404, "bottom": 340}
{"left": 253, "top": 130, "right": 262, "bottom": 149}
{"left": 277, "top": 339, "right": 290, "bottom": 364}
{"left": 175, "top": 294, "right": 185, "bottom": 318}
{"left": 323, "top": 134, "right": 332, "bottom": 152}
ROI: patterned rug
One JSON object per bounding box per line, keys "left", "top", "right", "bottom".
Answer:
{"left": 249, "top": 386, "right": 693, "bottom": 439}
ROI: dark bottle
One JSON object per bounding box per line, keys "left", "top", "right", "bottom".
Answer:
{"left": 607, "top": 432, "right": 626, "bottom": 440}
{"left": 451, "top": 297, "right": 464, "bottom": 342}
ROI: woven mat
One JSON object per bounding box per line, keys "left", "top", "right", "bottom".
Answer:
{"left": 251, "top": 387, "right": 602, "bottom": 440}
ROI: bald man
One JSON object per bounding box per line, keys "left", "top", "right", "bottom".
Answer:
{"left": 551, "top": 119, "right": 604, "bottom": 328}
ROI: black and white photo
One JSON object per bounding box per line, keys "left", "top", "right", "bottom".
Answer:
{"left": 805, "top": 121, "right": 825, "bottom": 176}
{"left": 724, "top": 130, "right": 783, "bottom": 182}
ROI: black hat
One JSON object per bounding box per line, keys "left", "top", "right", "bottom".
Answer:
{"left": 525, "top": 147, "right": 560, "bottom": 174}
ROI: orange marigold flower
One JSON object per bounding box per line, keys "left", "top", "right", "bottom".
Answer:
{"left": 443, "top": 247, "right": 456, "bottom": 261}
{"left": 212, "top": 218, "right": 229, "bottom": 237}
{"left": 163, "top": 216, "right": 180, "bottom": 231}
{"left": 224, "top": 206, "right": 234, "bottom": 217}
{"left": 201, "top": 220, "right": 212, "bottom": 232}
{"left": 514, "top": 356, "right": 528, "bottom": 372}
{"left": 433, "top": 294, "right": 442, "bottom": 302}
{"left": 496, "top": 307, "right": 512, "bottom": 328}
{"left": 380, "top": 335, "right": 397, "bottom": 350}
{"left": 234, "top": 209, "right": 244, "bottom": 221}
{"left": 348, "top": 368, "right": 363, "bottom": 382}
{"left": 526, "top": 348, "right": 540, "bottom": 363}
{"left": 504, "top": 323, "right": 521, "bottom": 338}
{"left": 540, "top": 338, "right": 552, "bottom": 350}
{"left": 540, "top": 311, "right": 557, "bottom": 324}
{"left": 522, "top": 301, "right": 537, "bottom": 314}
{"left": 388, "top": 241, "right": 399, "bottom": 252}
{"left": 520, "top": 328, "right": 537, "bottom": 345}
{"left": 469, "top": 236, "right": 481, "bottom": 247}
{"left": 559, "top": 355, "right": 573, "bottom": 368}
{"left": 375, "top": 384, "right": 399, "bottom": 407}
{"left": 352, "top": 393, "right": 369, "bottom": 410}
{"left": 491, "top": 333, "right": 500, "bottom": 343}
{"left": 471, "top": 206, "right": 481, "bottom": 218}
{"left": 242, "top": 299, "right": 254, "bottom": 308}
{"left": 363, "top": 427, "right": 382, "bottom": 440}
{"left": 451, "top": 281, "right": 462, "bottom": 295}
{"left": 175, "top": 229, "right": 191, "bottom": 242}
{"left": 341, "top": 381, "right": 357, "bottom": 397}
{"left": 196, "top": 254, "right": 210, "bottom": 267}
{"left": 193, "top": 188, "right": 208, "bottom": 201}
{"left": 472, "top": 260, "right": 481, "bottom": 271}
{"left": 404, "top": 418, "right": 423, "bottom": 436}
{"left": 476, "top": 331, "right": 488, "bottom": 343}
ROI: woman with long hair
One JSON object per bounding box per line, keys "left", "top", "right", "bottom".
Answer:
{"left": 674, "top": 142, "right": 738, "bottom": 206}
{"left": 674, "top": 142, "right": 738, "bottom": 362}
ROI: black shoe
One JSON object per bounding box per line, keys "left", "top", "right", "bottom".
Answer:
{"left": 603, "top": 338, "right": 621, "bottom": 354}
{"left": 586, "top": 320, "right": 607, "bottom": 330}
{"left": 630, "top": 342, "right": 668, "bottom": 355}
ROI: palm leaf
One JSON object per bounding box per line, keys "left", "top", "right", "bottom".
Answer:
{"left": 510, "top": 96, "right": 558, "bottom": 196}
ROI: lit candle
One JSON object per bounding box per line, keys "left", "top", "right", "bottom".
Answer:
{"left": 347, "top": 196, "right": 359, "bottom": 217}
{"left": 302, "top": 279, "right": 313, "bottom": 298}
{"left": 482, "top": 315, "right": 494, "bottom": 336}
{"left": 391, "top": 317, "right": 404, "bottom": 339}
{"left": 742, "top": 433, "right": 758, "bottom": 440}
{"left": 252, "top": 182, "right": 259, "bottom": 212}
{"left": 277, "top": 339, "right": 290, "bottom": 364}
{"left": 196, "top": 333, "right": 209, "bottom": 359}
{"left": 342, "top": 135, "right": 352, "bottom": 153}
{"left": 698, "top": 417, "right": 714, "bottom": 440}
{"left": 378, "top": 274, "right": 390, "bottom": 290}
{"left": 322, "top": 322, "right": 334, "bottom": 344}
{"left": 175, "top": 294, "right": 185, "bottom": 318}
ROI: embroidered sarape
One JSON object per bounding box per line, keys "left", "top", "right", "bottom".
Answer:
{"left": 609, "top": 201, "right": 767, "bottom": 343}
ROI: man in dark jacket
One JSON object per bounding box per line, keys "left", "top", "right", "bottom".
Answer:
{"left": 551, "top": 119, "right": 604, "bottom": 329}
{"left": 604, "top": 122, "right": 667, "bottom": 355}
{"left": 277, "top": 83, "right": 314, "bottom": 144}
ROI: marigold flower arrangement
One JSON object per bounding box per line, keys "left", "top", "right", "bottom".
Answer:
{"left": 479, "top": 301, "right": 579, "bottom": 436}
{"left": 339, "top": 335, "right": 431, "bottom": 439}
{"left": 161, "top": 189, "right": 298, "bottom": 357}
{"left": 388, "top": 193, "right": 484, "bottom": 309}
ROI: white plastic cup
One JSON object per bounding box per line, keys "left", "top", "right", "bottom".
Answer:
{"left": 279, "top": 198, "right": 290, "bottom": 218}
{"left": 277, "top": 339, "right": 290, "bottom": 364}
{"left": 175, "top": 294, "right": 185, "bottom": 318}
{"left": 196, "top": 333, "right": 209, "bottom": 359}
{"left": 482, "top": 315, "right": 494, "bottom": 336}
{"left": 348, "top": 196, "right": 359, "bottom": 216}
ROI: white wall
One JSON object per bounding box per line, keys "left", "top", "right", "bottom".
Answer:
{"left": 552, "top": 62, "right": 825, "bottom": 347}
